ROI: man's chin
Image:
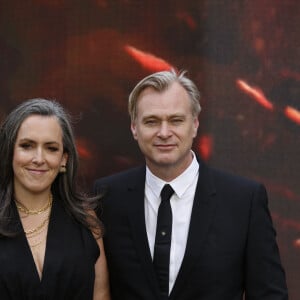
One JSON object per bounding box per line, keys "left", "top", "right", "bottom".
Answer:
{"left": 152, "top": 157, "right": 176, "bottom": 167}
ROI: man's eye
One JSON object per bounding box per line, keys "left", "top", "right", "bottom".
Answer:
{"left": 145, "top": 120, "right": 157, "bottom": 125}
{"left": 171, "top": 118, "right": 183, "bottom": 124}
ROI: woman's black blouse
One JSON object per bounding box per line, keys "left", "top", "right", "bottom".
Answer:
{"left": 0, "top": 198, "right": 100, "bottom": 299}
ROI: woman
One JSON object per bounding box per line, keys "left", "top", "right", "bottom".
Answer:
{"left": 0, "top": 98, "right": 110, "bottom": 299}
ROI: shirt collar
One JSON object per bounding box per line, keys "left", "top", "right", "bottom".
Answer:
{"left": 146, "top": 151, "right": 199, "bottom": 199}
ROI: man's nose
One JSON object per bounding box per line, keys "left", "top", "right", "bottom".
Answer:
{"left": 157, "top": 121, "right": 171, "bottom": 138}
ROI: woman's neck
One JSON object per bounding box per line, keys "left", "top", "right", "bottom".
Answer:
{"left": 14, "top": 190, "right": 51, "bottom": 211}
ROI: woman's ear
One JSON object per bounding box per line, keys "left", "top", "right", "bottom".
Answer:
{"left": 62, "top": 153, "right": 68, "bottom": 167}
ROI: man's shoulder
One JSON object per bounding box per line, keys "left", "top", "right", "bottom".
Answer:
{"left": 204, "top": 163, "right": 263, "bottom": 190}
{"left": 94, "top": 165, "right": 145, "bottom": 186}
{"left": 93, "top": 166, "right": 146, "bottom": 206}
{"left": 198, "top": 164, "right": 267, "bottom": 207}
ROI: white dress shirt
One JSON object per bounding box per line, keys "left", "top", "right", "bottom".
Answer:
{"left": 144, "top": 152, "right": 199, "bottom": 293}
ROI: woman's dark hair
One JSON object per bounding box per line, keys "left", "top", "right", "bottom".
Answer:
{"left": 0, "top": 98, "right": 102, "bottom": 237}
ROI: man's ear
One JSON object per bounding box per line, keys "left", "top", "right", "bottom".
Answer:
{"left": 193, "top": 117, "right": 199, "bottom": 138}
{"left": 130, "top": 122, "right": 138, "bottom": 140}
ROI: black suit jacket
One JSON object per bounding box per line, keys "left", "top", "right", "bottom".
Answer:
{"left": 94, "top": 161, "right": 288, "bottom": 300}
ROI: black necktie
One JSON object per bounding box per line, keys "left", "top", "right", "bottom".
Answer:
{"left": 153, "top": 184, "right": 174, "bottom": 297}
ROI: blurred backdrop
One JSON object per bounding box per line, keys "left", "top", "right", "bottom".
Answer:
{"left": 0, "top": 1, "right": 299, "bottom": 298}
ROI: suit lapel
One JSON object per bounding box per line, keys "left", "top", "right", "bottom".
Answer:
{"left": 126, "top": 166, "right": 161, "bottom": 297}
{"left": 170, "top": 161, "right": 217, "bottom": 298}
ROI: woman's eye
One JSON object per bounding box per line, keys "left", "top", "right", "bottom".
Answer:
{"left": 48, "top": 146, "right": 59, "bottom": 152}
{"left": 20, "top": 143, "right": 32, "bottom": 149}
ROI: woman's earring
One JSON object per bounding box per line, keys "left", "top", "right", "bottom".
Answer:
{"left": 60, "top": 165, "right": 66, "bottom": 173}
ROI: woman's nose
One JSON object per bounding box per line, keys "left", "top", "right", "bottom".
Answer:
{"left": 32, "top": 148, "right": 45, "bottom": 164}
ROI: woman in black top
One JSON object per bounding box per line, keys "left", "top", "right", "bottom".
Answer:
{"left": 0, "top": 99, "right": 110, "bottom": 299}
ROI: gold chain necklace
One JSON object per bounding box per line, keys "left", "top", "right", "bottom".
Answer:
{"left": 27, "top": 225, "right": 47, "bottom": 248}
{"left": 27, "top": 223, "right": 47, "bottom": 238}
{"left": 16, "top": 193, "right": 53, "bottom": 215}
{"left": 21, "top": 194, "right": 53, "bottom": 235}
{"left": 24, "top": 215, "right": 50, "bottom": 235}
{"left": 29, "top": 237, "right": 46, "bottom": 248}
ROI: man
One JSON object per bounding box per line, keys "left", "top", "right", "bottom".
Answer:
{"left": 94, "top": 69, "right": 288, "bottom": 299}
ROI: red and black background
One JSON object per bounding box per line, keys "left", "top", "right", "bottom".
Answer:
{"left": 0, "top": 1, "right": 299, "bottom": 298}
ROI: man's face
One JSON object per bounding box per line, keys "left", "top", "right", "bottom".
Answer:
{"left": 131, "top": 82, "right": 199, "bottom": 179}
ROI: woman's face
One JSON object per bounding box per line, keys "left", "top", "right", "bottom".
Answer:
{"left": 13, "top": 115, "right": 68, "bottom": 197}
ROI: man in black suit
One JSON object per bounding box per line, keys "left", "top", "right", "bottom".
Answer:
{"left": 94, "top": 69, "right": 288, "bottom": 299}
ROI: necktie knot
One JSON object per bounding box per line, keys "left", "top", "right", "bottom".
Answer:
{"left": 160, "top": 184, "right": 174, "bottom": 203}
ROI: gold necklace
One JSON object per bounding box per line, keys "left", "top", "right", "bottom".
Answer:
{"left": 23, "top": 196, "right": 53, "bottom": 235}
{"left": 27, "top": 223, "right": 47, "bottom": 238}
{"left": 29, "top": 238, "right": 45, "bottom": 248}
{"left": 26, "top": 214, "right": 50, "bottom": 248}
{"left": 16, "top": 193, "right": 53, "bottom": 215}
{"left": 24, "top": 214, "right": 50, "bottom": 235}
